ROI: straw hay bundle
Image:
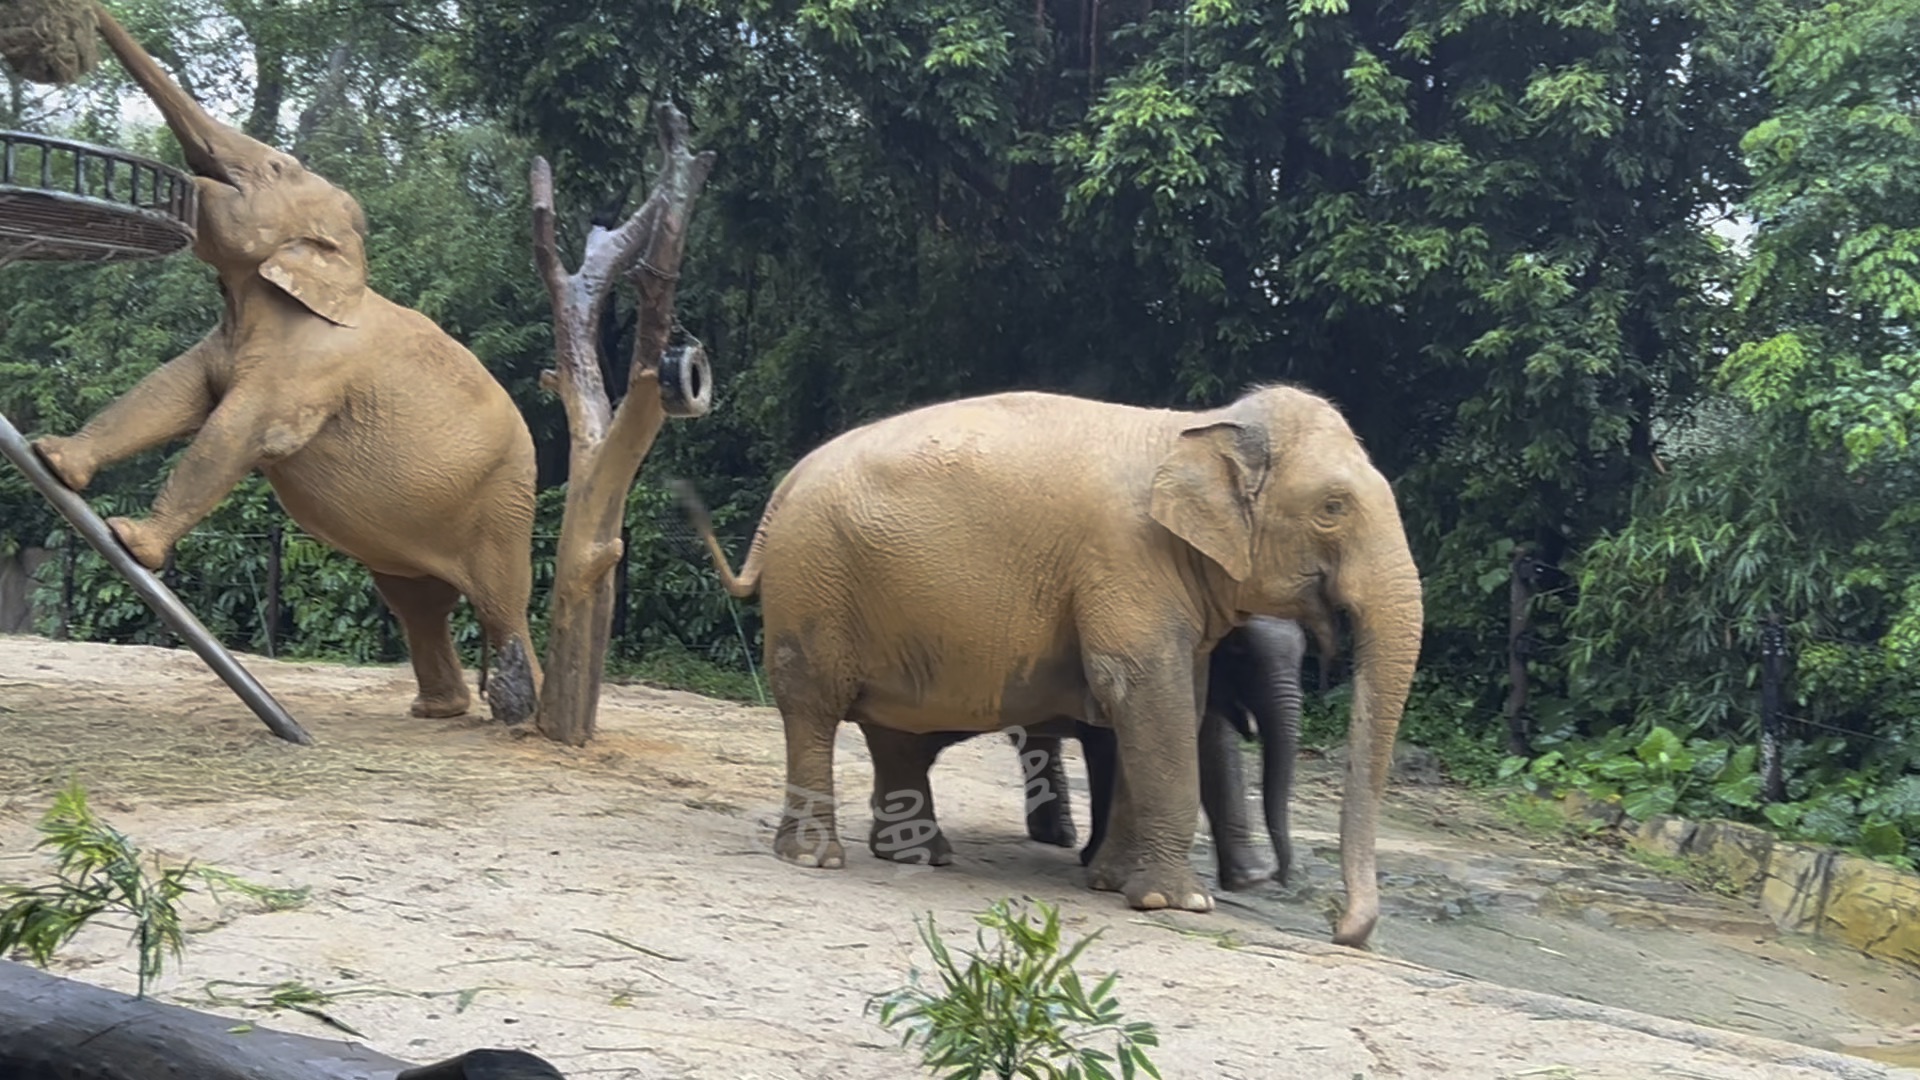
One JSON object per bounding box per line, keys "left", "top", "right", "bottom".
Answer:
{"left": 0, "top": 0, "right": 100, "bottom": 86}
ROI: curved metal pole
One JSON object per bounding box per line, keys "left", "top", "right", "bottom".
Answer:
{"left": 0, "top": 411, "right": 312, "bottom": 745}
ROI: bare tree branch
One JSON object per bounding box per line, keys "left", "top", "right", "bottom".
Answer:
{"left": 528, "top": 156, "right": 564, "bottom": 301}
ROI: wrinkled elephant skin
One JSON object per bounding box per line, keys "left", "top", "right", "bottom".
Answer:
{"left": 32, "top": 5, "right": 541, "bottom": 723}
{"left": 887, "top": 616, "right": 1309, "bottom": 893}
{"left": 680, "top": 385, "right": 1423, "bottom": 946}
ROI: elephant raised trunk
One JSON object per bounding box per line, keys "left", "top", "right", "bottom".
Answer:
{"left": 1330, "top": 529, "right": 1424, "bottom": 947}
{"left": 90, "top": 5, "right": 254, "bottom": 186}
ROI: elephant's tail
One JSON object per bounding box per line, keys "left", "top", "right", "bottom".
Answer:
{"left": 669, "top": 479, "right": 762, "bottom": 599}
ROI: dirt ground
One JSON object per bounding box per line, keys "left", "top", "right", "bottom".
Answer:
{"left": 1, "top": 633, "right": 1916, "bottom": 1080}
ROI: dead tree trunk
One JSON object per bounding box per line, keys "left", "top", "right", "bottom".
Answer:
{"left": 530, "top": 102, "right": 716, "bottom": 746}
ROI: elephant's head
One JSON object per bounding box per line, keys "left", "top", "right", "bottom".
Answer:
{"left": 1149, "top": 383, "right": 1424, "bottom": 947}
{"left": 92, "top": 4, "right": 367, "bottom": 327}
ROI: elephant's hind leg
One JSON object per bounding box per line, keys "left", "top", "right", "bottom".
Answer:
{"left": 861, "top": 724, "right": 955, "bottom": 867}
{"left": 372, "top": 572, "right": 470, "bottom": 719}
{"left": 452, "top": 523, "right": 541, "bottom": 726}
{"left": 769, "top": 636, "right": 853, "bottom": 870}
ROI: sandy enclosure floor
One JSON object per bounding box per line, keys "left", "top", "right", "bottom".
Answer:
{"left": 0, "top": 634, "right": 1914, "bottom": 1080}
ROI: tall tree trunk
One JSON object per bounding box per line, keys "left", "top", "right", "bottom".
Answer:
{"left": 240, "top": 0, "right": 285, "bottom": 143}
{"left": 291, "top": 43, "right": 352, "bottom": 160}
{"left": 529, "top": 103, "right": 715, "bottom": 746}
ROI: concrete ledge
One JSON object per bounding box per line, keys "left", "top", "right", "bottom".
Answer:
{"left": 1563, "top": 797, "right": 1920, "bottom": 971}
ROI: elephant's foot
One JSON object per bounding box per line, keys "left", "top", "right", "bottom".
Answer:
{"left": 1025, "top": 805, "right": 1078, "bottom": 849}
{"left": 775, "top": 815, "right": 845, "bottom": 869}
{"left": 1084, "top": 844, "right": 1132, "bottom": 893}
{"left": 1333, "top": 904, "right": 1379, "bottom": 949}
{"left": 870, "top": 819, "right": 953, "bottom": 866}
{"left": 32, "top": 436, "right": 94, "bottom": 491}
{"left": 1123, "top": 865, "right": 1215, "bottom": 913}
{"left": 106, "top": 517, "right": 170, "bottom": 571}
{"left": 484, "top": 638, "right": 538, "bottom": 725}
{"left": 410, "top": 691, "right": 472, "bottom": 719}
{"left": 1219, "top": 859, "right": 1277, "bottom": 892}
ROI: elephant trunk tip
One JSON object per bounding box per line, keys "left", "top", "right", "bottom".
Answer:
{"left": 1332, "top": 914, "right": 1376, "bottom": 950}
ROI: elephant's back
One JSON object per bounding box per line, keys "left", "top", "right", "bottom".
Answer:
{"left": 779, "top": 391, "right": 1171, "bottom": 502}
{"left": 764, "top": 391, "right": 1165, "bottom": 551}
{"left": 751, "top": 391, "right": 1173, "bottom": 732}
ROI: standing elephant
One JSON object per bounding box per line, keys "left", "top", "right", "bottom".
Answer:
{"left": 880, "top": 616, "right": 1310, "bottom": 893}
{"left": 677, "top": 384, "right": 1422, "bottom": 947}
{"left": 30, "top": 5, "right": 540, "bottom": 722}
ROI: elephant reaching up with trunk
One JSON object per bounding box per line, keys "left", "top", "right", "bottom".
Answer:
{"left": 676, "top": 383, "right": 1423, "bottom": 947}
{"left": 883, "top": 616, "right": 1310, "bottom": 892}
{"left": 30, "top": 4, "right": 541, "bottom": 723}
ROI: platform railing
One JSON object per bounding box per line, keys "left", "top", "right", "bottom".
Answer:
{"left": 0, "top": 129, "right": 197, "bottom": 231}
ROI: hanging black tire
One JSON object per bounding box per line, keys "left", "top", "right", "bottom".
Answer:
{"left": 659, "top": 341, "right": 712, "bottom": 418}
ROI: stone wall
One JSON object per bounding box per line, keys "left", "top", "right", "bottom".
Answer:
{"left": 1618, "top": 806, "right": 1920, "bottom": 970}
{"left": 0, "top": 547, "right": 52, "bottom": 634}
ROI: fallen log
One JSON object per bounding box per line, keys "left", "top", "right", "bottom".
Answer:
{"left": 0, "top": 960, "right": 565, "bottom": 1080}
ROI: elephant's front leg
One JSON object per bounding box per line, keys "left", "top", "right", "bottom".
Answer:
{"left": 860, "top": 724, "right": 955, "bottom": 866}
{"left": 1200, "top": 708, "right": 1276, "bottom": 890}
{"left": 33, "top": 335, "right": 220, "bottom": 491}
{"left": 104, "top": 394, "right": 323, "bottom": 570}
{"left": 1011, "top": 730, "right": 1077, "bottom": 849}
{"left": 1082, "top": 647, "right": 1213, "bottom": 913}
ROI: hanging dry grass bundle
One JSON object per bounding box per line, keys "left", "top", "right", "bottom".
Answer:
{"left": 0, "top": 0, "right": 100, "bottom": 86}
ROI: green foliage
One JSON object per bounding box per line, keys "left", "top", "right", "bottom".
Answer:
{"left": 1303, "top": 676, "right": 1509, "bottom": 786}
{"left": 0, "top": 780, "right": 310, "bottom": 998}
{"left": 0, "top": 779, "right": 194, "bottom": 997}
{"left": 1503, "top": 725, "right": 1920, "bottom": 866}
{"left": 868, "top": 898, "right": 1162, "bottom": 1080}
{"left": 612, "top": 643, "right": 767, "bottom": 704}
{"left": 1547, "top": 0, "right": 1920, "bottom": 868}
{"left": 1502, "top": 725, "right": 1763, "bottom": 823}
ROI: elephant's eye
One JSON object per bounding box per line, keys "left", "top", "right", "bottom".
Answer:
{"left": 1323, "top": 496, "right": 1347, "bottom": 516}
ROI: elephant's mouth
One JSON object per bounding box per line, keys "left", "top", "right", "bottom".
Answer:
{"left": 187, "top": 156, "right": 240, "bottom": 191}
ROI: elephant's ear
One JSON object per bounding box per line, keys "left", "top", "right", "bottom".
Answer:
{"left": 258, "top": 230, "right": 367, "bottom": 328}
{"left": 1149, "top": 420, "right": 1270, "bottom": 581}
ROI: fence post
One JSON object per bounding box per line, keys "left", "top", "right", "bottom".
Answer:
{"left": 265, "top": 524, "right": 282, "bottom": 659}
{"left": 1503, "top": 545, "right": 1537, "bottom": 758}
{"left": 59, "top": 531, "right": 74, "bottom": 641}
{"left": 1759, "top": 614, "right": 1788, "bottom": 804}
